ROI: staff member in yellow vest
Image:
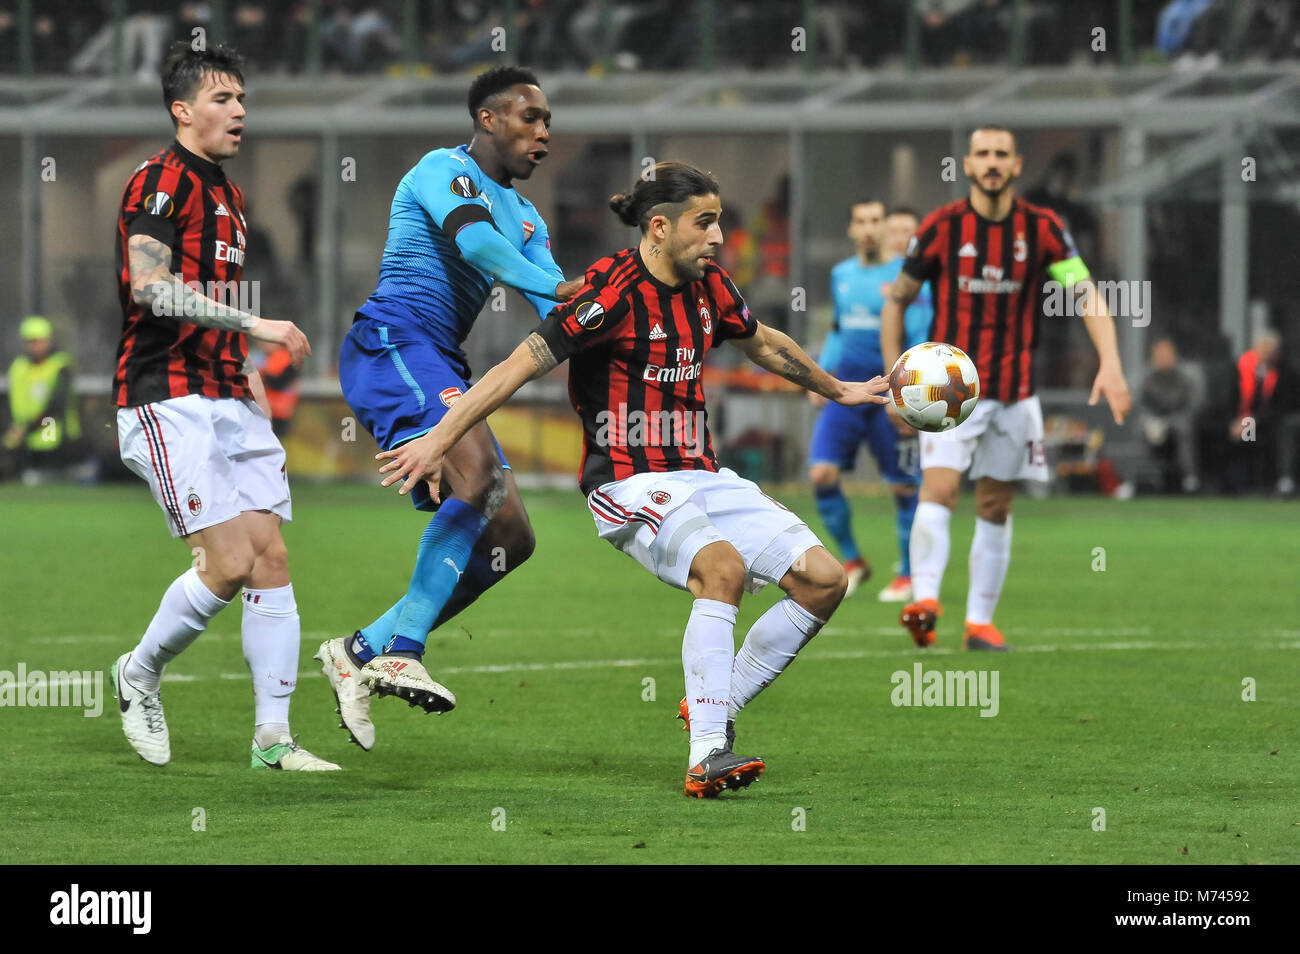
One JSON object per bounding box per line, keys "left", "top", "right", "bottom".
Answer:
{"left": 5, "top": 316, "right": 82, "bottom": 480}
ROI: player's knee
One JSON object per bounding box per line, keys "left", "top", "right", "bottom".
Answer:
{"left": 809, "top": 463, "right": 838, "bottom": 488}
{"left": 460, "top": 463, "right": 508, "bottom": 520}
{"left": 921, "top": 478, "right": 958, "bottom": 510}
{"left": 688, "top": 542, "right": 746, "bottom": 604}
{"left": 790, "top": 549, "right": 847, "bottom": 619}
{"left": 254, "top": 536, "right": 290, "bottom": 580}
{"left": 976, "top": 496, "right": 1011, "bottom": 524}
{"left": 208, "top": 545, "right": 257, "bottom": 593}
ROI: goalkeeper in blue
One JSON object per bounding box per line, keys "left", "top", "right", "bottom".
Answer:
{"left": 316, "top": 67, "right": 583, "bottom": 749}
{"left": 808, "top": 201, "right": 933, "bottom": 602}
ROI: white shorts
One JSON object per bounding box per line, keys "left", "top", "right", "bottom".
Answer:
{"left": 587, "top": 467, "right": 823, "bottom": 593}
{"left": 117, "top": 394, "right": 292, "bottom": 538}
{"left": 919, "top": 395, "right": 1048, "bottom": 483}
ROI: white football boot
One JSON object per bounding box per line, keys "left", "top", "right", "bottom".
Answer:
{"left": 314, "top": 636, "right": 375, "bottom": 750}
{"left": 110, "top": 652, "right": 170, "bottom": 766}
{"left": 250, "top": 736, "right": 341, "bottom": 771}
{"left": 360, "top": 655, "right": 456, "bottom": 714}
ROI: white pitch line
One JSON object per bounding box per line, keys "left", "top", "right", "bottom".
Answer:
{"left": 16, "top": 638, "right": 1300, "bottom": 691}
{"left": 129, "top": 638, "right": 1299, "bottom": 686}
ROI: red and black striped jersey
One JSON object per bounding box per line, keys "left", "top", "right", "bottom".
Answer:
{"left": 902, "top": 196, "right": 1081, "bottom": 402}
{"left": 537, "top": 248, "right": 757, "bottom": 495}
{"left": 113, "top": 140, "right": 252, "bottom": 407}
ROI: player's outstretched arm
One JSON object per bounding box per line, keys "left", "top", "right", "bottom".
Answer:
{"left": 127, "top": 234, "right": 311, "bottom": 365}
{"left": 1076, "top": 280, "right": 1131, "bottom": 425}
{"left": 377, "top": 332, "right": 561, "bottom": 500}
{"left": 880, "top": 271, "right": 922, "bottom": 371}
{"left": 731, "top": 322, "right": 889, "bottom": 406}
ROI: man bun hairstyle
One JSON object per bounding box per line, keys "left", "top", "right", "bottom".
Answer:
{"left": 468, "top": 66, "right": 542, "bottom": 127}
{"left": 608, "top": 162, "right": 720, "bottom": 231}
{"left": 161, "top": 40, "right": 245, "bottom": 128}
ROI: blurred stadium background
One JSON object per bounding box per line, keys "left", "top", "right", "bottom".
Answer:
{"left": 3, "top": 0, "right": 1299, "bottom": 497}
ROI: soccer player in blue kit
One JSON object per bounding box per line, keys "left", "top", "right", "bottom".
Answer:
{"left": 315, "top": 67, "right": 583, "bottom": 749}
{"left": 808, "top": 202, "right": 933, "bottom": 603}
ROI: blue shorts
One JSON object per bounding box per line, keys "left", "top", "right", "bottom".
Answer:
{"left": 809, "top": 401, "right": 920, "bottom": 485}
{"left": 339, "top": 313, "right": 509, "bottom": 511}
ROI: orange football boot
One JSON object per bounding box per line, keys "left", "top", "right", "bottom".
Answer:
{"left": 963, "top": 621, "right": 1013, "bottom": 652}
{"left": 900, "top": 598, "right": 942, "bottom": 647}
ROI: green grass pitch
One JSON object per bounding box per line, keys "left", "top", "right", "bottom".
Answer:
{"left": 0, "top": 483, "right": 1296, "bottom": 864}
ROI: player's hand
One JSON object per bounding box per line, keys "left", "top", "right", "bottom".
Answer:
{"left": 885, "top": 400, "right": 917, "bottom": 436}
{"left": 1089, "top": 364, "right": 1131, "bottom": 425}
{"left": 555, "top": 278, "right": 584, "bottom": 301}
{"left": 249, "top": 318, "right": 311, "bottom": 367}
{"left": 832, "top": 376, "right": 891, "bottom": 407}
{"left": 376, "top": 430, "right": 448, "bottom": 501}
{"left": 808, "top": 390, "right": 828, "bottom": 409}
{"left": 2, "top": 424, "right": 23, "bottom": 450}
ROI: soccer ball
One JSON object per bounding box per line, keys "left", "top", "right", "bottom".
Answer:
{"left": 888, "top": 342, "right": 980, "bottom": 432}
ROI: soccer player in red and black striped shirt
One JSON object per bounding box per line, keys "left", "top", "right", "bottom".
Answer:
{"left": 109, "top": 42, "right": 335, "bottom": 771}
{"left": 377, "top": 163, "right": 888, "bottom": 797}
{"left": 881, "top": 125, "right": 1131, "bottom": 652}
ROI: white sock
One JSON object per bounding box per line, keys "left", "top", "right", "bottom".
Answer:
{"left": 126, "top": 568, "right": 229, "bottom": 690}
{"left": 242, "top": 584, "right": 300, "bottom": 732}
{"left": 910, "top": 501, "right": 952, "bottom": 603}
{"left": 966, "top": 516, "right": 1011, "bottom": 625}
{"left": 682, "top": 598, "right": 737, "bottom": 766}
{"left": 730, "top": 599, "right": 824, "bottom": 717}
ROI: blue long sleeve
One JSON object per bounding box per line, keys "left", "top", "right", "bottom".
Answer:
{"left": 820, "top": 330, "right": 843, "bottom": 374}
{"left": 455, "top": 220, "right": 561, "bottom": 301}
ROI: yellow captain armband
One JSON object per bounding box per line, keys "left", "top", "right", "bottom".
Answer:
{"left": 1047, "top": 256, "right": 1090, "bottom": 288}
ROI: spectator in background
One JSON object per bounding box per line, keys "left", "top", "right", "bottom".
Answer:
{"left": 253, "top": 341, "right": 302, "bottom": 438}
{"left": 743, "top": 174, "right": 791, "bottom": 330}
{"left": 1025, "top": 151, "right": 1099, "bottom": 265}
{"left": 69, "top": 0, "right": 172, "bottom": 80}
{"left": 920, "top": 0, "right": 1005, "bottom": 66}
{"left": 1156, "top": 0, "right": 1216, "bottom": 58}
{"left": 1228, "top": 329, "right": 1298, "bottom": 494}
{"left": 1140, "top": 337, "right": 1200, "bottom": 493}
{"left": 325, "top": 1, "right": 400, "bottom": 73}
{"left": 4, "top": 316, "right": 89, "bottom": 485}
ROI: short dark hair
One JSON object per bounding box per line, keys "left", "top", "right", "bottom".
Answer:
{"left": 610, "top": 162, "right": 720, "bottom": 231}
{"left": 969, "top": 124, "right": 1017, "bottom": 153}
{"left": 468, "top": 66, "right": 541, "bottom": 127}
{"left": 161, "top": 41, "right": 245, "bottom": 129}
{"left": 888, "top": 206, "right": 919, "bottom": 220}
{"left": 849, "top": 198, "right": 885, "bottom": 220}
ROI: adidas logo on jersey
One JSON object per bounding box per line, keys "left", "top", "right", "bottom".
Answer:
{"left": 649, "top": 323, "right": 667, "bottom": 340}
{"left": 959, "top": 242, "right": 978, "bottom": 258}
{"left": 214, "top": 203, "right": 229, "bottom": 216}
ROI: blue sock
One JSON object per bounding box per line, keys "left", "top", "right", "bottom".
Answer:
{"left": 431, "top": 549, "right": 506, "bottom": 630}
{"left": 357, "top": 607, "right": 398, "bottom": 662}
{"left": 814, "top": 483, "right": 859, "bottom": 562}
{"left": 895, "top": 490, "right": 918, "bottom": 577}
{"left": 356, "top": 550, "right": 507, "bottom": 660}
{"left": 386, "top": 499, "right": 489, "bottom": 656}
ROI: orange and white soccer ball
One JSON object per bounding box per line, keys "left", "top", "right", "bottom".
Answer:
{"left": 888, "top": 342, "right": 980, "bottom": 432}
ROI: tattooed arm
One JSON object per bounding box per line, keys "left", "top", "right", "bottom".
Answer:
{"left": 731, "top": 322, "right": 889, "bottom": 406}
{"left": 127, "top": 233, "right": 311, "bottom": 365}
{"left": 376, "top": 332, "right": 560, "bottom": 499}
